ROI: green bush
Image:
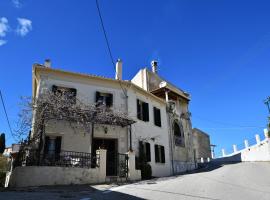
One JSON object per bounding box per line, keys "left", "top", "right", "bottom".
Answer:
{"left": 0, "top": 155, "right": 8, "bottom": 187}
{"left": 141, "top": 163, "right": 152, "bottom": 180}
{"left": 0, "top": 171, "right": 6, "bottom": 187}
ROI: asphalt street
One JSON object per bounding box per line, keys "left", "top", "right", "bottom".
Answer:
{"left": 1, "top": 162, "right": 270, "bottom": 200}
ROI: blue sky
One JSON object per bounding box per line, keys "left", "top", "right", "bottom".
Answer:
{"left": 0, "top": 0, "right": 270, "bottom": 156}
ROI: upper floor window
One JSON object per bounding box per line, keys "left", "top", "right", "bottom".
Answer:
{"left": 137, "top": 99, "right": 149, "bottom": 122}
{"left": 155, "top": 144, "right": 165, "bottom": 163}
{"left": 153, "top": 107, "right": 161, "bottom": 127}
{"left": 96, "top": 91, "right": 113, "bottom": 107}
{"left": 52, "top": 85, "right": 77, "bottom": 104}
{"left": 174, "top": 121, "right": 185, "bottom": 147}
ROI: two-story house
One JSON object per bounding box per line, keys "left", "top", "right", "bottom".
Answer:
{"left": 7, "top": 59, "right": 196, "bottom": 187}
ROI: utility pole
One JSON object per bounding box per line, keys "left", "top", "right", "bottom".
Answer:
{"left": 264, "top": 97, "right": 270, "bottom": 136}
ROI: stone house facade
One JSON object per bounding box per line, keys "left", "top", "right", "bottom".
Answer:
{"left": 192, "top": 128, "right": 211, "bottom": 162}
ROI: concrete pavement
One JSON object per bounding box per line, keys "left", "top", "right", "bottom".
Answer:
{"left": 1, "top": 162, "right": 270, "bottom": 200}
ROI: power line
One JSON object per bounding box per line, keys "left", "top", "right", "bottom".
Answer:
{"left": 95, "top": 0, "right": 115, "bottom": 67}
{"left": 0, "top": 89, "right": 14, "bottom": 140}
{"left": 95, "top": 0, "right": 128, "bottom": 98}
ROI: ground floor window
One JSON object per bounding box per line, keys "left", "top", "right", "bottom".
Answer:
{"left": 155, "top": 145, "right": 165, "bottom": 163}
{"left": 44, "top": 136, "right": 62, "bottom": 155}
{"left": 138, "top": 141, "right": 151, "bottom": 162}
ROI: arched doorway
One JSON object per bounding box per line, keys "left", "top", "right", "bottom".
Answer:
{"left": 173, "top": 121, "right": 184, "bottom": 147}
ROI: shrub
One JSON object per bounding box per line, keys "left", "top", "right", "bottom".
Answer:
{"left": 138, "top": 141, "right": 152, "bottom": 180}
{"left": 0, "top": 155, "right": 8, "bottom": 187}
{"left": 141, "top": 163, "right": 152, "bottom": 180}
{"left": 0, "top": 171, "right": 6, "bottom": 187}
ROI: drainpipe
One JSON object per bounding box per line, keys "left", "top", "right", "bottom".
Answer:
{"left": 125, "top": 82, "right": 132, "bottom": 152}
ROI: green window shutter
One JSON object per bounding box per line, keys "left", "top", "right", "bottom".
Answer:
{"left": 96, "top": 91, "right": 101, "bottom": 103}
{"left": 106, "top": 93, "right": 113, "bottom": 107}
{"left": 44, "top": 136, "right": 50, "bottom": 154}
{"left": 154, "top": 107, "right": 161, "bottom": 127}
{"left": 143, "top": 102, "right": 149, "bottom": 121}
{"left": 161, "top": 146, "right": 165, "bottom": 163}
{"left": 146, "top": 142, "right": 151, "bottom": 162}
{"left": 55, "top": 136, "right": 62, "bottom": 155}
{"left": 155, "top": 144, "right": 159, "bottom": 163}
{"left": 156, "top": 108, "right": 161, "bottom": 127}
{"left": 52, "top": 85, "right": 58, "bottom": 93}
{"left": 137, "top": 99, "right": 141, "bottom": 120}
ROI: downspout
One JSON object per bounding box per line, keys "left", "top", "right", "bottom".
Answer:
{"left": 125, "top": 82, "right": 132, "bottom": 152}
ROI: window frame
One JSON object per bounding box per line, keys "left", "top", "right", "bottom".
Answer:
{"left": 155, "top": 144, "right": 165, "bottom": 163}
{"left": 96, "top": 91, "right": 113, "bottom": 107}
{"left": 52, "top": 85, "right": 77, "bottom": 104}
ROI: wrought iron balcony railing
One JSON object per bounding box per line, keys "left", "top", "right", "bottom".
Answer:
{"left": 14, "top": 150, "right": 99, "bottom": 169}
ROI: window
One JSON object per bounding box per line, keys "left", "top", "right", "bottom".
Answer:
{"left": 96, "top": 91, "right": 113, "bottom": 107}
{"left": 155, "top": 145, "right": 165, "bottom": 163}
{"left": 174, "top": 121, "right": 185, "bottom": 147}
{"left": 153, "top": 107, "right": 161, "bottom": 127}
{"left": 44, "top": 136, "right": 62, "bottom": 155}
{"left": 52, "top": 85, "right": 77, "bottom": 104}
{"left": 137, "top": 99, "right": 149, "bottom": 121}
{"left": 139, "top": 141, "right": 151, "bottom": 162}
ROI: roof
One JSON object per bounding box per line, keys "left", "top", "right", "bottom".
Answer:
{"left": 145, "top": 68, "right": 191, "bottom": 100}
{"left": 32, "top": 64, "right": 166, "bottom": 104}
{"left": 151, "top": 86, "right": 190, "bottom": 101}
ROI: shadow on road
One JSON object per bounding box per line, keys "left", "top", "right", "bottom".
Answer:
{"left": 1, "top": 184, "right": 146, "bottom": 200}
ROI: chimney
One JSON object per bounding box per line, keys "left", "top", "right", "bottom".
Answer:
{"left": 115, "top": 59, "right": 122, "bottom": 80}
{"left": 44, "top": 59, "right": 51, "bottom": 68}
{"left": 151, "top": 60, "right": 158, "bottom": 74}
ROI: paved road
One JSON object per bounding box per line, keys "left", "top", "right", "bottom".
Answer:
{"left": 1, "top": 162, "right": 270, "bottom": 200}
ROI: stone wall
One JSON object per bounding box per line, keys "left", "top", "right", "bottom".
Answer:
{"left": 192, "top": 128, "right": 211, "bottom": 162}
{"left": 8, "top": 149, "right": 107, "bottom": 187}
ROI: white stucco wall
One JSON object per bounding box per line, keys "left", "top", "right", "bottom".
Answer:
{"left": 37, "top": 73, "right": 129, "bottom": 154}
{"left": 127, "top": 87, "right": 171, "bottom": 177}
{"left": 241, "top": 138, "right": 270, "bottom": 161}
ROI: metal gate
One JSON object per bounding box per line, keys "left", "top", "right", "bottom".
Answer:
{"left": 117, "top": 153, "right": 128, "bottom": 178}
{"left": 106, "top": 152, "right": 128, "bottom": 178}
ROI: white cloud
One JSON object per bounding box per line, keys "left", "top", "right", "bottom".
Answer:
{"left": 0, "top": 17, "right": 9, "bottom": 37}
{"left": 0, "top": 40, "right": 7, "bottom": 46}
{"left": 16, "top": 18, "right": 32, "bottom": 37}
{"left": 12, "top": 0, "right": 21, "bottom": 8}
